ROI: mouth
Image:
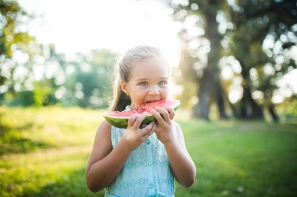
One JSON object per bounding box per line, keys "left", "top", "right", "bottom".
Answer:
{"left": 145, "top": 100, "right": 160, "bottom": 104}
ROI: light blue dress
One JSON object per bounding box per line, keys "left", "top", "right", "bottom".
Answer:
{"left": 104, "top": 107, "right": 177, "bottom": 197}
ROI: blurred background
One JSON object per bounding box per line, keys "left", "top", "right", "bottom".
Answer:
{"left": 1, "top": 0, "right": 297, "bottom": 122}
{"left": 1, "top": 0, "right": 297, "bottom": 197}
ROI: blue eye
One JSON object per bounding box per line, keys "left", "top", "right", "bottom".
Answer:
{"left": 159, "top": 81, "right": 166, "bottom": 85}
{"left": 140, "top": 82, "right": 148, "bottom": 86}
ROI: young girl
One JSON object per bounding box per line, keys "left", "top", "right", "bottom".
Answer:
{"left": 86, "top": 46, "right": 196, "bottom": 197}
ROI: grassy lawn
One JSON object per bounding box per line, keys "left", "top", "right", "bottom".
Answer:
{"left": 0, "top": 107, "right": 297, "bottom": 197}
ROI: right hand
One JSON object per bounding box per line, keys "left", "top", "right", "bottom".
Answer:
{"left": 122, "top": 112, "right": 155, "bottom": 151}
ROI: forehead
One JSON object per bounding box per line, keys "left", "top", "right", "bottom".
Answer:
{"left": 130, "top": 57, "right": 169, "bottom": 78}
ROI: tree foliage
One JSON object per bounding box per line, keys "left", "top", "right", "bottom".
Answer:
{"left": 60, "top": 49, "right": 118, "bottom": 109}
{"left": 0, "top": 0, "right": 118, "bottom": 109}
{"left": 226, "top": 0, "right": 297, "bottom": 121}
{"left": 0, "top": 0, "right": 41, "bottom": 92}
{"left": 165, "top": 0, "right": 297, "bottom": 121}
{"left": 1, "top": 45, "right": 118, "bottom": 109}
{"left": 169, "top": 0, "right": 228, "bottom": 120}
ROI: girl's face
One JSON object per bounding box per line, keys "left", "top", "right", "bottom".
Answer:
{"left": 121, "top": 57, "right": 170, "bottom": 109}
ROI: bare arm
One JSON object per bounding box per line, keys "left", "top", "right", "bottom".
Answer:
{"left": 85, "top": 120, "right": 131, "bottom": 192}
{"left": 164, "top": 123, "right": 196, "bottom": 188}
{"left": 151, "top": 107, "right": 196, "bottom": 188}
{"left": 86, "top": 113, "right": 155, "bottom": 192}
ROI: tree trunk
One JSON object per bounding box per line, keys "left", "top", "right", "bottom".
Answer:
{"left": 237, "top": 61, "right": 264, "bottom": 119}
{"left": 228, "top": 99, "right": 239, "bottom": 118}
{"left": 250, "top": 93, "right": 263, "bottom": 119}
{"left": 193, "top": 0, "right": 227, "bottom": 120}
{"left": 240, "top": 83, "right": 263, "bottom": 119}
{"left": 268, "top": 103, "right": 279, "bottom": 122}
{"left": 193, "top": 68, "right": 212, "bottom": 120}
{"left": 215, "top": 80, "right": 228, "bottom": 119}
{"left": 240, "top": 86, "right": 252, "bottom": 118}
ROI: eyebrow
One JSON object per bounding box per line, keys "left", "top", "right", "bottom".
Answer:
{"left": 136, "top": 77, "right": 168, "bottom": 81}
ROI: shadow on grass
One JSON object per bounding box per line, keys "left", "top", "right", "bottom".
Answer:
{"left": 0, "top": 115, "right": 53, "bottom": 156}
{"left": 20, "top": 168, "right": 105, "bottom": 197}
{"left": 0, "top": 137, "right": 53, "bottom": 155}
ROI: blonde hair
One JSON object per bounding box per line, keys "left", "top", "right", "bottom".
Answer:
{"left": 109, "top": 46, "right": 170, "bottom": 111}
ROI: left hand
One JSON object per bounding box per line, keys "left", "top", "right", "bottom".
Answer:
{"left": 150, "top": 106, "right": 176, "bottom": 144}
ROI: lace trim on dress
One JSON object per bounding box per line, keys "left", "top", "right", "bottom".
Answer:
{"left": 115, "top": 178, "right": 149, "bottom": 190}
{"left": 113, "top": 177, "right": 172, "bottom": 191}
{"left": 124, "top": 160, "right": 170, "bottom": 169}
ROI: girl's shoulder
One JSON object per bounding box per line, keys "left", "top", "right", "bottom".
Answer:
{"left": 94, "top": 120, "right": 112, "bottom": 140}
{"left": 172, "top": 120, "right": 183, "bottom": 138}
{"left": 98, "top": 120, "right": 112, "bottom": 131}
{"left": 172, "top": 120, "right": 181, "bottom": 131}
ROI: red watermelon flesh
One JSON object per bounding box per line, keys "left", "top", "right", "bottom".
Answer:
{"left": 103, "top": 100, "right": 180, "bottom": 128}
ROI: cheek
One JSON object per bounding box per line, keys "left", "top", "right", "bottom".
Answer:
{"left": 161, "top": 88, "right": 169, "bottom": 97}
{"left": 131, "top": 92, "right": 144, "bottom": 100}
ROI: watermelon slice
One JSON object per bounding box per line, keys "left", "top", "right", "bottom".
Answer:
{"left": 103, "top": 100, "right": 181, "bottom": 128}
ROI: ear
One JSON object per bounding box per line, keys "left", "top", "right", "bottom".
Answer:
{"left": 120, "top": 81, "right": 129, "bottom": 95}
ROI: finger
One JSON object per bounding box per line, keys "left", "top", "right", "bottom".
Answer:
{"left": 139, "top": 121, "right": 155, "bottom": 137}
{"left": 150, "top": 109, "right": 166, "bottom": 124}
{"left": 141, "top": 124, "right": 147, "bottom": 129}
{"left": 144, "top": 123, "right": 155, "bottom": 138}
{"left": 127, "top": 113, "right": 140, "bottom": 127}
{"left": 155, "top": 107, "right": 170, "bottom": 122}
{"left": 131, "top": 112, "right": 148, "bottom": 129}
{"left": 165, "top": 107, "right": 175, "bottom": 120}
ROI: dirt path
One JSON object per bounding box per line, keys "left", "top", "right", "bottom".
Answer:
{"left": 0, "top": 145, "right": 93, "bottom": 160}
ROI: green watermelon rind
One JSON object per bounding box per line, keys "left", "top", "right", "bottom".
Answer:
{"left": 103, "top": 101, "right": 180, "bottom": 129}
{"left": 103, "top": 114, "right": 157, "bottom": 129}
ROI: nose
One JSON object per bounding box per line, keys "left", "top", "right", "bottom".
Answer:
{"left": 149, "top": 85, "right": 160, "bottom": 96}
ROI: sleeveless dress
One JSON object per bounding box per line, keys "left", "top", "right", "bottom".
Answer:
{"left": 104, "top": 107, "right": 177, "bottom": 197}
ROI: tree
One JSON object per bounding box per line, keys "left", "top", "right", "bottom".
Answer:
{"left": 58, "top": 49, "right": 118, "bottom": 109}
{"left": 167, "top": 0, "right": 228, "bottom": 120}
{"left": 1, "top": 42, "right": 118, "bottom": 109}
{"left": 226, "top": 0, "right": 297, "bottom": 121}
{"left": 166, "top": 0, "right": 297, "bottom": 121}
{"left": 0, "top": 0, "right": 41, "bottom": 95}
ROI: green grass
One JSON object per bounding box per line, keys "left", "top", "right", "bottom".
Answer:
{"left": 0, "top": 107, "right": 297, "bottom": 197}
{"left": 176, "top": 120, "right": 297, "bottom": 197}
{"left": 0, "top": 106, "right": 102, "bottom": 155}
